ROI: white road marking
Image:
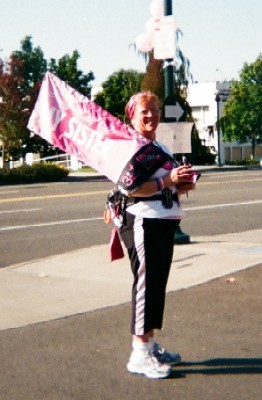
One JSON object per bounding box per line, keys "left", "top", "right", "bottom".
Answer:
{"left": 184, "top": 199, "right": 262, "bottom": 211}
{"left": 0, "top": 190, "right": 109, "bottom": 204}
{"left": 0, "top": 190, "right": 19, "bottom": 195}
{"left": 0, "top": 208, "right": 42, "bottom": 215}
{"left": 0, "top": 200, "right": 261, "bottom": 232}
{"left": 200, "top": 178, "right": 262, "bottom": 185}
{"left": 0, "top": 217, "right": 103, "bottom": 232}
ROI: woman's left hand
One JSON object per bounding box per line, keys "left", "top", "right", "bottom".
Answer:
{"left": 168, "top": 165, "right": 196, "bottom": 185}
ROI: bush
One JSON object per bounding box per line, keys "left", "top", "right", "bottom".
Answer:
{"left": 0, "top": 163, "right": 69, "bottom": 185}
{"left": 225, "top": 159, "right": 260, "bottom": 166}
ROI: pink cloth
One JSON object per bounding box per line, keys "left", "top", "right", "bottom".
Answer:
{"left": 27, "top": 72, "right": 149, "bottom": 182}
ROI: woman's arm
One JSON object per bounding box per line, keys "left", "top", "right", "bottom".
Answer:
{"left": 128, "top": 165, "right": 195, "bottom": 197}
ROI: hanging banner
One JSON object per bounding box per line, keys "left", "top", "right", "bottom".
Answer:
{"left": 154, "top": 16, "right": 176, "bottom": 60}
{"left": 27, "top": 72, "right": 149, "bottom": 182}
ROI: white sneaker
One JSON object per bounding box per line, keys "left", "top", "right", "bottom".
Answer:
{"left": 151, "top": 342, "right": 181, "bottom": 366}
{"left": 127, "top": 351, "right": 171, "bottom": 379}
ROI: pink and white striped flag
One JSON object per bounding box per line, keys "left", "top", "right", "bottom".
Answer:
{"left": 27, "top": 72, "right": 149, "bottom": 182}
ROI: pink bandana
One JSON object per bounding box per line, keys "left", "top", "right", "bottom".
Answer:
{"left": 126, "top": 92, "right": 146, "bottom": 120}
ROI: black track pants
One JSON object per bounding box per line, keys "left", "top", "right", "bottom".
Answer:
{"left": 120, "top": 212, "right": 179, "bottom": 335}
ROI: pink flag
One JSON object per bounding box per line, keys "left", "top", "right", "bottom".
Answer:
{"left": 27, "top": 72, "right": 149, "bottom": 182}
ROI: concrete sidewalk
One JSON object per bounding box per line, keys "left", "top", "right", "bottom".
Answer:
{"left": 1, "top": 229, "right": 261, "bottom": 400}
{"left": 1, "top": 229, "right": 262, "bottom": 331}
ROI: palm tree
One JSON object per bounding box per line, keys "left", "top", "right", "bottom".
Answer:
{"left": 130, "top": 28, "right": 193, "bottom": 111}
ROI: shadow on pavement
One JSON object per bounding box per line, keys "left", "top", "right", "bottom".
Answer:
{"left": 172, "top": 358, "right": 262, "bottom": 378}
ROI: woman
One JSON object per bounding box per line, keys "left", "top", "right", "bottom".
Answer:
{"left": 117, "top": 92, "right": 196, "bottom": 379}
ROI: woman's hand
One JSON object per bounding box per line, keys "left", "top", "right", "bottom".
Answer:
{"left": 129, "top": 166, "right": 197, "bottom": 197}
{"left": 163, "top": 165, "right": 196, "bottom": 187}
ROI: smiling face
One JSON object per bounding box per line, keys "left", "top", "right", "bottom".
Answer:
{"left": 130, "top": 97, "right": 160, "bottom": 140}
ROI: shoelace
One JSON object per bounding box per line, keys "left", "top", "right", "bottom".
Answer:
{"left": 144, "top": 354, "right": 164, "bottom": 368}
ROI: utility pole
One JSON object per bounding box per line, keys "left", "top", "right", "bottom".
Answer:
{"left": 163, "top": 0, "right": 177, "bottom": 123}
{"left": 215, "top": 92, "right": 222, "bottom": 166}
{"left": 163, "top": 0, "right": 190, "bottom": 244}
{"left": 163, "top": 0, "right": 174, "bottom": 100}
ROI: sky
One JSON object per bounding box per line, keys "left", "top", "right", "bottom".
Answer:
{"left": 0, "top": 0, "right": 261, "bottom": 88}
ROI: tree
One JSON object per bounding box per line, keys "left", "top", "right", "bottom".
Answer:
{"left": 94, "top": 69, "right": 144, "bottom": 120}
{"left": 12, "top": 35, "right": 47, "bottom": 91}
{"left": 141, "top": 55, "right": 165, "bottom": 109}
{"left": 173, "top": 29, "right": 193, "bottom": 95}
{"left": 0, "top": 37, "right": 51, "bottom": 163}
{"left": 48, "top": 50, "right": 94, "bottom": 98}
{"left": 135, "top": 28, "right": 193, "bottom": 112}
{"left": 0, "top": 56, "right": 30, "bottom": 164}
{"left": 10, "top": 36, "right": 49, "bottom": 158}
{"left": 0, "top": 36, "right": 95, "bottom": 162}
{"left": 221, "top": 54, "right": 262, "bottom": 159}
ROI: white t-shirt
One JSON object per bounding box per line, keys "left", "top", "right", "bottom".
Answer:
{"left": 123, "top": 141, "right": 184, "bottom": 220}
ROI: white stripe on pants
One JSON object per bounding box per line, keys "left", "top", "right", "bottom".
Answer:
{"left": 120, "top": 212, "right": 178, "bottom": 335}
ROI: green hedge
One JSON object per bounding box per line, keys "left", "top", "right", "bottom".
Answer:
{"left": 0, "top": 163, "right": 69, "bottom": 185}
{"left": 225, "top": 159, "right": 260, "bottom": 166}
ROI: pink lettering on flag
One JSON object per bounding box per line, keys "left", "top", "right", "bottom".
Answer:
{"left": 27, "top": 72, "right": 149, "bottom": 182}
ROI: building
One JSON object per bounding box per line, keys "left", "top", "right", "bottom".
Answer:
{"left": 187, "top": 81, "right": 262, "bottom": 163}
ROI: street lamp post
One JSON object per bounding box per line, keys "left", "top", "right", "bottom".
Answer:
{"left": 215, "top": 93, "right": 222, "bottom": 166}
{"left": 163, "top": 0, "right": 190, "bottom": 244}
{"left": 163, "top": 0, "right": 173, "bottom": 101}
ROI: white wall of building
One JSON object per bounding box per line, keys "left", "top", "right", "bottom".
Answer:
{"left": 187, "top": 81, "right": 262, "bottom": 163}
{"left": 187, "top": 81, "right": 231, "bottom": 163}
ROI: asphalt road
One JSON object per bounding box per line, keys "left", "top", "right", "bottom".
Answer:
{"left": 0, "top": 169, "right": 261, "bottom": 269}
